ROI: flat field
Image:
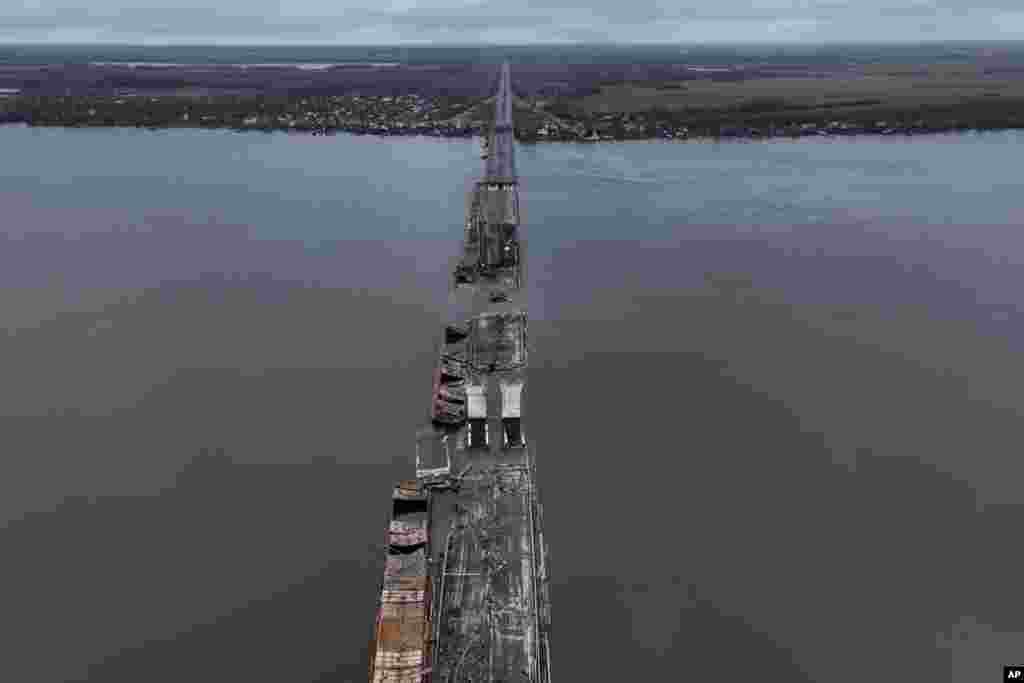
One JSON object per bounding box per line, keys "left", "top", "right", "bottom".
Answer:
{"left": 555, "top": 62, "right": 1024, "bottom": 127}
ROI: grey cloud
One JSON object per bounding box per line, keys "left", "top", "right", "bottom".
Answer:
{"left": 369, "top": 0, "right": 982, "bottom": 35}
{"left": 112, "top": 7, "right": 332, "bottom": 36}
{"left": 384, "top": 8, "right": 551, "bottom": 31}
{"left": 0, "top": 0, "right": 1019, "bottom": 42}
{"left": 874, "top": 5, "right": 959, "bottom": 17}
{"left": 555, "top": 26, "right": 618, "bottom": 42}
{"left": 2, "top": 1, "right": 355, "bottom": 38}
{"left": 402, "top": 0, "right": 674, "bottom": 27}
{"left": 2, "top": 7, "right": 98, "bottom": 30}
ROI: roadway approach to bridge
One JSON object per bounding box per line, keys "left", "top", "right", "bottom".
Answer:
{"left": 368, "top": 60, "right": 552, "bottom": 683}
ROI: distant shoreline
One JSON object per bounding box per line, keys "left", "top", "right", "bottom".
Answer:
{"left": 4, "top": 54, "right": 1024, "bottom": 143}
{"left": 3, "top": 94, "right": 1022, "bottom": 144}
{"left": 4, "top": 118, "right": 1020, "bottom": 143}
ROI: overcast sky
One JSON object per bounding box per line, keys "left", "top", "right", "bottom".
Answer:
{"left": 2, "top": 0, "right": 1023, "bottom": 45}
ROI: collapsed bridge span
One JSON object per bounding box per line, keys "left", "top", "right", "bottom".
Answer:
{"left": 368, "top": 61, "right": 552, "bottom": 683}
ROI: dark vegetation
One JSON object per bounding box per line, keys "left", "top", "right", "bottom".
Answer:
{"left": 5, "top": 43, "right": 1024, "bottom": 140}
{"left": 0, "top": 63, "right": 497, "bottom": 98}
{"left": 0, "top": 91, "right": 482, "bottom": 136}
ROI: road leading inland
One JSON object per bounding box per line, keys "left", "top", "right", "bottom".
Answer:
{"left": 485, "top": 61, "right": 516, "bottom": 182}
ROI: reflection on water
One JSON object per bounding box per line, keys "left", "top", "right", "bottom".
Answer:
{"left": 1, "top": 125, "right": 1023, "bottom": 682}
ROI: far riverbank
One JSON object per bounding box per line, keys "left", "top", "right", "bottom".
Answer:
{"left": 3, "top": 93, "right": 1022, "bottom": 143}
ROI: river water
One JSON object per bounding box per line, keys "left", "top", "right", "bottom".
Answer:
{"left": 1, "top": 124, "right": 1022, "bottom": 682}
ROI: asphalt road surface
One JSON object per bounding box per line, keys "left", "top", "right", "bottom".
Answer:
{"left": 486, "top": 61, "right": 516, "bottom": 181}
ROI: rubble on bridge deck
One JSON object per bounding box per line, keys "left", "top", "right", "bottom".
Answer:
{"left": 369, "top": 61, "right": 550, "bottom": 683}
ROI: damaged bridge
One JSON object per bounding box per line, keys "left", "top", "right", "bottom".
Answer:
{"left": 368, "top": 61, "right": 552, "bottom": 683}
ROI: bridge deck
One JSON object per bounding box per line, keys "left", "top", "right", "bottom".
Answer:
{"left": 369, "top": 60, "right": 550, "bottom": 683}
{"left": 426, "top": 446, "right": 547, "bottom": 682}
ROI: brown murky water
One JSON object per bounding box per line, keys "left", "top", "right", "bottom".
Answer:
{"left": 2, "top": 125, "right": 1023, "bottom": 682}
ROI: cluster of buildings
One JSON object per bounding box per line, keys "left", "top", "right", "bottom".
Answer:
{"left": 524, "top": 114, "right": 987, "bottom": 142}
{"left": 234, "top": 94, "right": 479, "bottom": 135}
{"left": 2, "top": 89, "right": 1007, "bottom": 141}
{"left": 0, "top": 92, "right": 481, "bottom": 136}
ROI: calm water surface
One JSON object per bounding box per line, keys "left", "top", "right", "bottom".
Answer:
{"left": 1, "top": 124, "right": 1023, "bottom": 682}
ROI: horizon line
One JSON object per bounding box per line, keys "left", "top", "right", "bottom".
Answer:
{"left": 3, "top": 39, "right": 1024, "bottom": 48}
